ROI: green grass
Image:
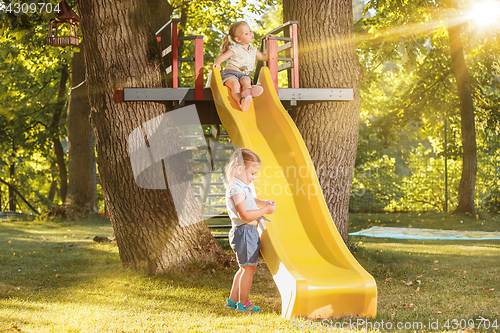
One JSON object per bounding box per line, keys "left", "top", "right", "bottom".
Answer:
{"left": 0, "top": 214, "right": 499, "bottom": 332}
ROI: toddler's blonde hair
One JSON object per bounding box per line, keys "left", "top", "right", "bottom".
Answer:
{"left": 224, "top": 148, "right": 261, "bottom": 188}
{"left": 220, "top": 21, "right": 249, "bottom": 54}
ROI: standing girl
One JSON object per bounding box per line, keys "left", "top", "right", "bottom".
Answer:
{"left": 211, "top": 22, "right": 269, "bottom": 111}
{"left": 224, "top": 148, "right": 276, "bottom": 312}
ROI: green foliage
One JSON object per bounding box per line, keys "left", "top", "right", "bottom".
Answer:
{"left": 174, "top": 1, "right": 281, "bottom": 88}
{"left": 0, "top": 1, "right": 75, "bottom": 212}
{"left": 0, "top": 0, "right": 281, "bottom": 213}
{"left": 352, "top": 0, "right": 500, "bottom": 213}
{"left": 174, "top": 0, "right": 274, "bottom": 87}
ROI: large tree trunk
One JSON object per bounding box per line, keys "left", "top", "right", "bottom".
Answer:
{"left": 66, "top": 45, "right": 98, "bottom": 213}
{"left": 284, "top": 0, "right": 363, "bottom": 243}
{"left": 77, "top": 0, "right": 225, "bottom": 274}
{"left": 446, "top": 0, "right": 477, "bottom": 216}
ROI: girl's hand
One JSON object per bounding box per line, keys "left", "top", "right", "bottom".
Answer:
{"left": 265, "top": 204, "right": 276, "bottom": 215}
{"left": 211, "top": 63, "right": 221, "bottom": 70}
{"left": 266, "top": 200, "right": 277, "bottom": 206}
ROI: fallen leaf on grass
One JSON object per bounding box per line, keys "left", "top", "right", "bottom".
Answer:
{"left": 433, "top": 268, "right": 439, "bottom": 271}
{"left": 416, "top": 287, "right": 420, "bottom": 293}
{"left": 385, "top": 277, "right": 392, "bottom": 282}
{"left": 434, "top": 311, "right": 442, "bottom": 314}
{"left": 417, "top": 275, "right": 422, "bottom": 278}
{"left": 487, "top": 288, "right": 494, "bottom": 292}
{"left": 434, "top": 260, "right": 439, "bottom": 263}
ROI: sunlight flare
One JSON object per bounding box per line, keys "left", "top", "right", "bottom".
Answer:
{"left": 469, "top": 0, "right": 500, "bottom": 27}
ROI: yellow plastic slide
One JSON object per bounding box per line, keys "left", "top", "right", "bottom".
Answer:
{"left": 210, "top": 67, "right": 377, "bottom": 319}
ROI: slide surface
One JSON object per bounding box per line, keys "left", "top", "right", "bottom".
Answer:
{"left": 210, "top": 67, "right": 377, "bottom": 319}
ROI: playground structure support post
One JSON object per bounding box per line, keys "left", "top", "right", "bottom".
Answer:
{"left": 172, "top": 20, "right": 178, "bottom": 88}
{"left": 290, "top": 23, "right": 299, "bottom": 88}
{"left": 267, "top": 37, "right": 279, "bottom": 92}
{"left": 194, "top": 37, "right": 204, "bottom": 100}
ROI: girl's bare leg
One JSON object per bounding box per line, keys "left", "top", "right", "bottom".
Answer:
{"left": 240, "top": 77, "right": 253, "bottom": 92}
{"left": 228, "top": 267, "right": 242, "bottom": 303}
{"left": 224, "top": 78, "right": 242, "bottom": 104}
{"left": 238, "top": 264, "right": 257, "bottom": 310}
{"left": 240, "top": 77, "right": 263, "bottom": 98}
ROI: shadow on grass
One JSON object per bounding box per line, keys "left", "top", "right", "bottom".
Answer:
{"left": 0, "top": 219, "right": 280, "bottom": 323}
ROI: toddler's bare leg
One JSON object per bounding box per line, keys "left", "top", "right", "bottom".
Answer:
{"left": 240, "top": 77, "right": 263, "bottom": 98}
{"left": 224, "top": 78, "right": 242, "bottom": 104}
{"left": 240, "top": 77, "right": 253, "bottom": 92}
{"left": 238, "top": 264, "right": 257, "bottom": 310}
{"left": 228, "top": 267, "right": 243, "bottom": 303}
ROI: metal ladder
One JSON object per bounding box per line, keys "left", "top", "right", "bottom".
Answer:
{"left": 182, "top": 124, "right": 234, "bottom": 220}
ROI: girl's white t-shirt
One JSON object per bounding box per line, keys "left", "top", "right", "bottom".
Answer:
{"left": 225, "top": 44, "right": 258, "bottom": 75}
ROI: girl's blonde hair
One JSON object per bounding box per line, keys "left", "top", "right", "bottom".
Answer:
{"left": 224, "top": 148, "right": 261, "bottom": 188}
{"left": 220, "top": 21, "right": 249, "bottom": 54}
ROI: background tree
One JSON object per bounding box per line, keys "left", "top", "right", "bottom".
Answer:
{"left": 445, "top": 0, "right": 476, "bottom": 215}
{"left": 75, "top": 0, "right": 243, "bottom": 273}
{"left": 1, "top": 1, "right": 102, "bottom": 215}
{"left": 66, "top": 45, "right": 98, "bottom": 214}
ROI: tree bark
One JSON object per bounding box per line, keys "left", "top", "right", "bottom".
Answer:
{"left": 66, "top": 45, "right": 98, "bottom": 213}
{"left": 77, "top": 0, "right": 225, "bottom": 274}
{"left": 50, "top": 64, "right": 69, "bottom": 203}
{"left": 446, "top": 0, "right": 477, "bottom": 216}
{"left": 284, "top": 0, "right": 364, "bottom": 243}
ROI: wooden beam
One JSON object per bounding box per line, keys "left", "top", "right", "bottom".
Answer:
{"left": 123, "top": 88, "right": 353, "bottom": 102}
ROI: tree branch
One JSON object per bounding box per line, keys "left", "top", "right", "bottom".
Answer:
{"left": 0, "top": 177, "right": 40, "bottom": 215}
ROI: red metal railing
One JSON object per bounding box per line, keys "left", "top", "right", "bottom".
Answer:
{"left": 258, "top": 21, "right": 299, "bottom": 92}
{"left": 156, "top": 19, "right": 204, "bottom": 100}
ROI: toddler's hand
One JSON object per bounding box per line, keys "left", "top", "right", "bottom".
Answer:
{"left": 266, "top": 200, "right": 277, "bottom": 206}
{"left": 265, "top": 204, "right": 276, "bottom": 215}
{"left": 211, "top": 63, "right": 221, "bottom": 70}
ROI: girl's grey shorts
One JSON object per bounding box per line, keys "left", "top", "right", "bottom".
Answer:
{"left": 229, "top": 224, "right": 260, "bottom": 267}
{"left": 221, "top": 69, "right": 252, "bottom": 84}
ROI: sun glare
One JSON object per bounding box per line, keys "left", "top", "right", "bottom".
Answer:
{"left": 469, "top": 0, "right": 500, "bottom": 27}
